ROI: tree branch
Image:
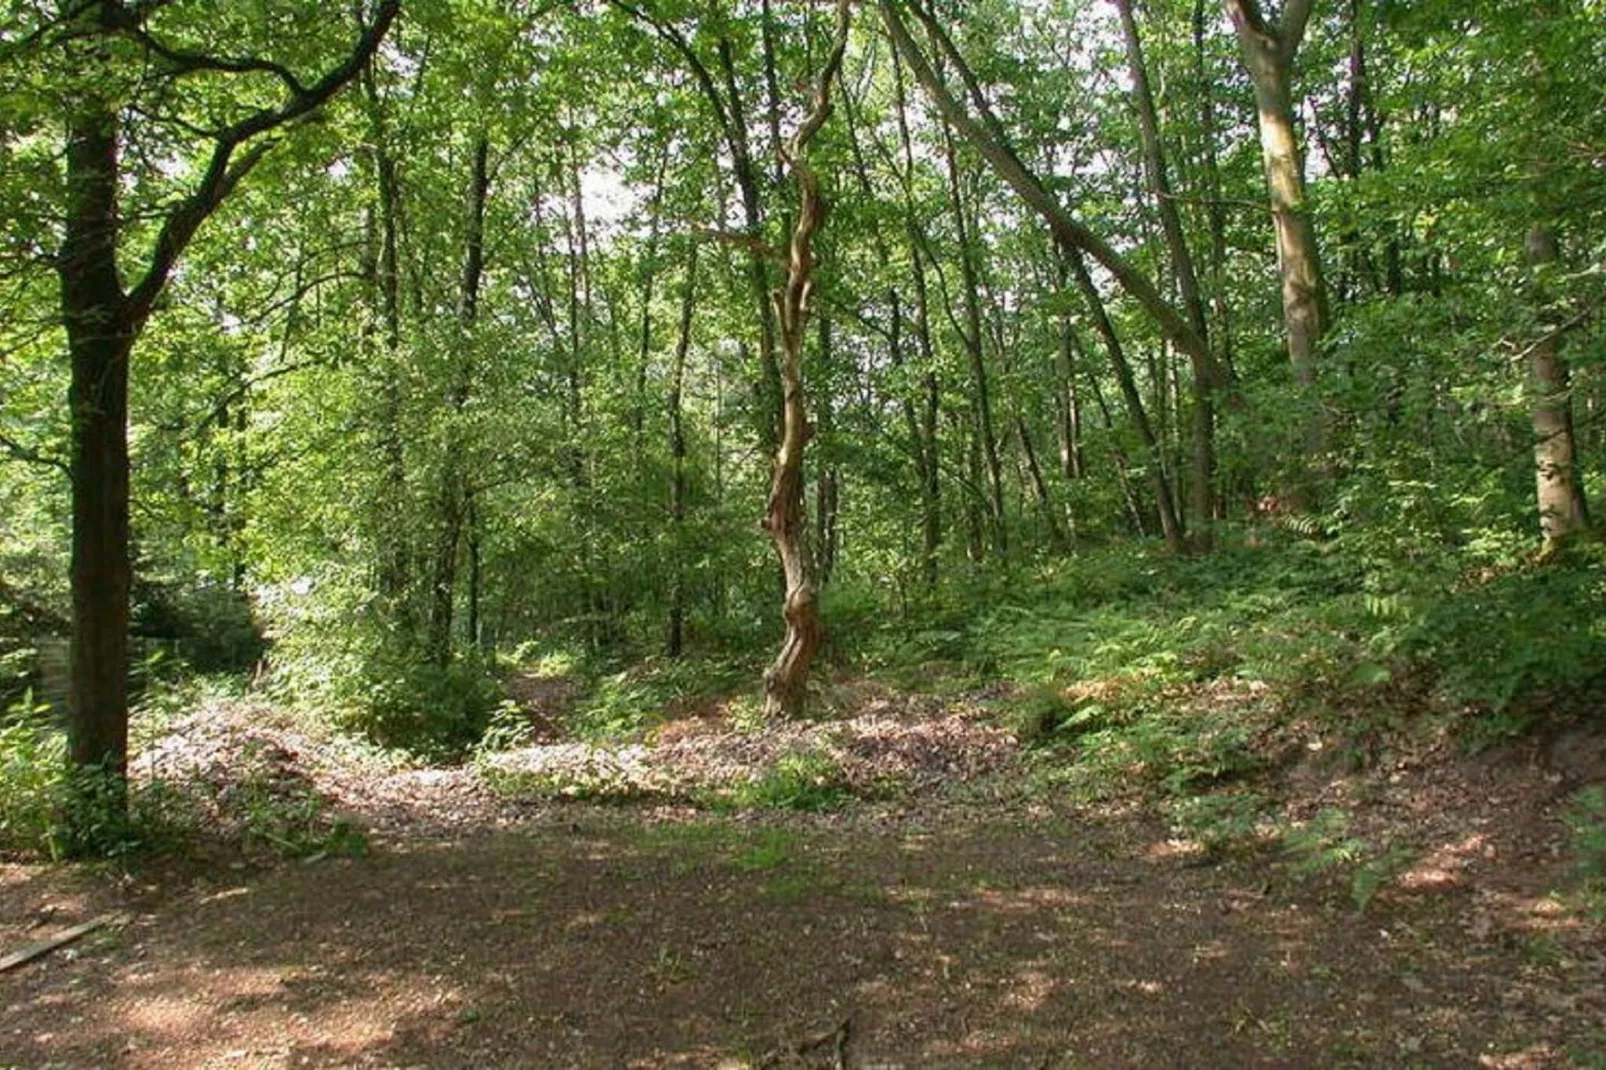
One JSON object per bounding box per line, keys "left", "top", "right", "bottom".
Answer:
{"left": 123, "top": 0, "right": 401, "bottom": 325}
{"left": 879, "top": 0, "right": 1211, "bottom": 365}
{"left": 1279, "top": 0, "right": 1315, "bottom": 57}
{"left": 0, "top": 430, "right": 71, "bottom": 480}
{"left": 111, "top": 12, "right": 309, "bottom": 96}
{"left": 607, "top": 1, "right": 735, "bottom": 139}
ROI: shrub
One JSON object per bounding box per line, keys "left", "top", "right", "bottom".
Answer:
{"left": 132, "top": 578, "right": 266, "bottom": 674}
{"left": 732, "top": 749, "right": 851, "bottom": 812}
{"left": 566, "top": 656, "right": 748, "bottom": 741}
{"left": 0, "top": 699, "right": 67, "bottom": 857}
{"left": 342, "top": 651, "right": 504, "bottom": 761}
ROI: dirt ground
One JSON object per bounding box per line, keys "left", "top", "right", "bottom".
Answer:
{"left": 3, "top": 686, "right": 1605, "bottom": 1068}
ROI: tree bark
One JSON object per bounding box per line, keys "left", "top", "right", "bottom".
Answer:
{"left": 761, "top": 0, "right": 850, "bottom": 719}
{"left": 1116, "top": 0, "right": 1216, "bottom": 548}
{"left": 1223, "top": 0, "right": 1327, "bottom": 460}
{"left": 668, "top": 242, "right": 698, "bottom": 658}
{"left": 63, "top": 105, "right": 133, "bottom": 784}
{"left": 1525, "top": 225, "right": 1590, "bottom": 553}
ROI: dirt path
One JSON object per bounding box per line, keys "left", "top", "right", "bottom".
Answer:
{"left": 4, "top": 687, "right": 1605, "bottom": 1068}
{"left": 3, "top": 798, "right": 1601, "bottom": 1069}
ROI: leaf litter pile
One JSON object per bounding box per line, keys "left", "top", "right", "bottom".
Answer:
{"left": 3, "top": 675, "right": 1605, "bottom": 1068}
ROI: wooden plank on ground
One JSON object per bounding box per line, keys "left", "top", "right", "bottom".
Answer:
{"left": 0, "top": 913, "right": 122, "bottom": 973}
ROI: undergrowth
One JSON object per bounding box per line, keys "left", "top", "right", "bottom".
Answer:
{"left": 561, "top": 654, "right": 753, "bottom": 741}
{"left": 0, "top": 694, "right": 365, "bottom": 863}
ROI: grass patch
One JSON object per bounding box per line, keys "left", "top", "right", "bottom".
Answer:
{"left": 733, "top": 827, "right": 800, "bottom": 871}
{"left": 724, "top": 749, "right": 852, "bottom": 812}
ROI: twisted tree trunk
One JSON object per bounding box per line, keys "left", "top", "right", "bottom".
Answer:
{"left": 761, "top": 0, "right": 851, "bottom": 719}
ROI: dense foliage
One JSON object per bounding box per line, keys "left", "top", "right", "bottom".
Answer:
{"left": 1, "top": 0, "right": 1602, "bottom": 851}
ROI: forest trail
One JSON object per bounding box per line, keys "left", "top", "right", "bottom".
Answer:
{"left": 3, "top": 691, "right": 1604, "bottom": 1069}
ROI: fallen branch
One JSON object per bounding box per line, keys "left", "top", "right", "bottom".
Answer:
{"left": 0, "top": 913, "right": 123, "bottom": 973}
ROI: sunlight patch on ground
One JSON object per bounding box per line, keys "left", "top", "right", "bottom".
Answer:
{"left": 1398, "top": 833, "right": 1491, "bottom": 890}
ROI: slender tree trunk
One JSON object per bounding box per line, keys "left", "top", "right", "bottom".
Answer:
{"left": 814, "top": 314, "right": 840, "bottom": 588}
{"left": 466, "top": 498, "right": 483, "bottom": 651}
{"left": 713, "top": 38, "right": 784, "bottom": 457}
{"left": 426, "top": 136, "right": 490, "bottom": 668}
{"left": 633, "top": 144, "right": 670, "bottom": 445}
{"left": 668, "top": 242, "right": 698, "bottom": 658}
{"left": 1088, "top": 372, "right": 1149, "bottom": 537}
{"left": 1192, "top": 0, "right": 1238, "bottom": 390}
{"left": 363, "top": 67, "right": 411, "bottom": 616}
{"left": 1068, "top": 250, "right": 1184, "bottom": 552}
{"left": 1117, "top": 0, "right": 1215, "bottom": 549}
{"left": 1525, "top": 225, "right": 1590, "bottom": 553}
{"left": 941, "top": 122, "right": 1007, "bottom": 555}
{"left": 762, "top": 1, "right": 850, "bottom": 718}
{"left": 1055, "top": 268, "right": 1085, "bottom": 482}
{"left": 892, "top": 46, "right": 943, "bottom": 584}
{"left": 1017, "top": 415, "right": 1067, "bottom": 551}
{"left": 963, "top": 414, "right": 986, "bottom": 560}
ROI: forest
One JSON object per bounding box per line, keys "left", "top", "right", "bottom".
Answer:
{"left": 2, "top": 0, "right": 1605, "bottom": 1065}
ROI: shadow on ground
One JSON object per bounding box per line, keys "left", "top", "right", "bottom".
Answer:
{"left": 4, "top": 808, "right": 1592, "bottom": 1068}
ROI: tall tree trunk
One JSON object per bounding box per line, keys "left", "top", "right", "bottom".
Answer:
{"left": 814, "top": 314, "right": 841, "bottom": 588}
{"left": 1525, "top": 225, "right": 1590, "bottom": 553}
{"left": 1224, "top": 0, "right": 1327, "bottom": 465}
{"left": 963, "top": 414, "right": 986, "bottom": 560}
{"left": 668, "top": 242, "right": 698, "bottom": 658}
{"left": 364, "top": 65, "right": 411, "bottom": 616}
{"left": 466, "top": 498, "right": 483, "bottom": 652}
{"left": 762, "top": 0, "right": 850, "bottom": 718}
{"left": 426, "top": 136, "right": 490, "bottom": 668}
{"left": 1192, "top": 0, "right": 1239, "bottom": 390}
{"left": 715, "top": 36, "right": 784, "bottom": 456}
{"left": 941, "top": 121, "right": 1007, "bottom": 555}
{"left": 1117, "top": 0, "right": 1216, "bottom": 549}
{"left": 62, "top": 106, "right": 133, "bottom": 786}
{"left": 1068, "top": 250, "right": 1184, "bottom": 553}
{"left": 633, "top": 143, "right": 670, "bottom": 446}
{"left": 1017, "top": 415, "right": 1067, "bottom": 551}
{"left": 1088, "top": 371, "right": 1150, "bottom": 538}
{"left": 892, "top": 45, "right": 943, "bottom": 584}
{"left": 1055, "top": 262, "right": 1086, "bottom": 482}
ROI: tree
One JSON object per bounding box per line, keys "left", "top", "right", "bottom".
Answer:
{"left": 1524, "top": 225, "right": 1591, "bottom": 553}
{"left": 879, "top": 1, "right": 1213, "bottom": 448}
{"left": 760, "top": 0, "right": 851, "bottom": 718}
{"left": 37, "top": 0, "right": 400, "bottom": 814}
{"left": 1114, "top": 0, "right": 1217, "bottom": 546}
{"left": 1222, "top": 0, "right": 1327, "bottom": 465}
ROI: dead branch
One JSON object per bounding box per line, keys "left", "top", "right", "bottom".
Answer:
{"left": 0, "top": 913, "right": 124, "bottom": 973}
